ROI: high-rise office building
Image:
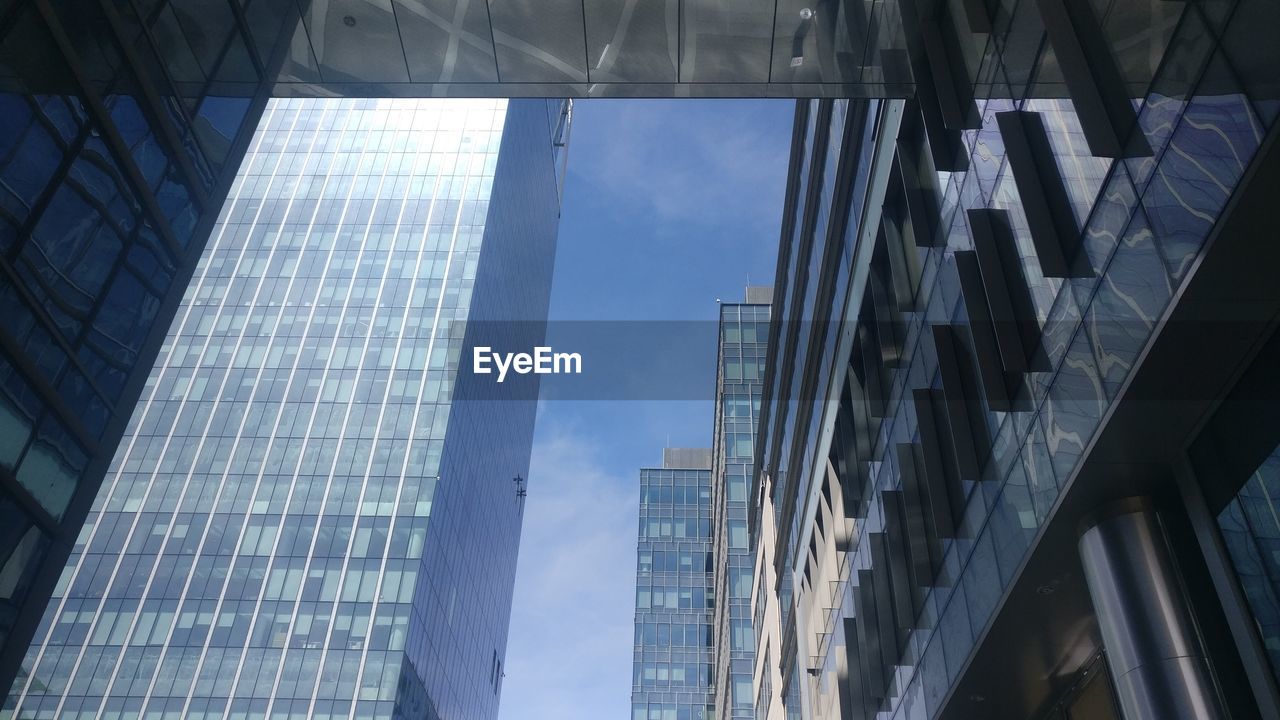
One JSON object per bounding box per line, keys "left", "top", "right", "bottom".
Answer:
{"left": 709, "top": 290, "right": 770, "bottom": 720}
{"left": 633, "top": 290, "right": 771, "bottom": 720}
{"left": 0, "top": 0, "right": 285, "bottom": 684}
{"left": 632, "top": 448, "right": 715, "bottom": 720}
{"left": 750, "top": 1, "right": 1280, "bottom": 719}
{"left": 2, "top": 95, "right": 569, "bottom": 720}
{"left": 5, "top": 0, "right": 1280, "bottom": 715}
{"left": 0, "top": 1, "right": 906, "bottom": 682}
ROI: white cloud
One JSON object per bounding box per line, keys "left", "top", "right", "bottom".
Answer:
{"left": 498, "top": 419, "right": 639, "bottom": 720}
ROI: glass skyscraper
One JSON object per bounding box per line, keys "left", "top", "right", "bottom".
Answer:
{"left": 632, "top": 448, "right": 715, "bottom": 720}
{"left": 2, "top": 96, "right": 568, "bottom": 720}
{"left": 632, "top": 291, "right": 771, "bottom": 720}
{"left": 0, "top": 1, "right": 278, "bottom": 685}
{"left": 710, "top": 291, "right": 769, "bottom": 720}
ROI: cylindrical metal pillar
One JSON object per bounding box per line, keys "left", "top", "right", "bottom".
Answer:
{"left": 1077, "top": 497, "right": 1225, "bottom": 720}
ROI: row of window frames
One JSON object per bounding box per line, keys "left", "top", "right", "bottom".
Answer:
{"left": 207, "top": 224, "right": 486, "bottom": 257}
{"left": 145, "top": 370, "right": 455, "bottom": 417}
{"left": 200, "top": 221, "right": 490, "bottom": 268}
{"left": 113, "top": 447, "right": 445, "bottom": 493}
{"left": 145, "top": 368, "right": 458, "bottom": 420}
{"left": 57, "top": 559, "right": 415, "bottom": 611}
{"left": 15, "top": 698, "right": 390, "bottom": 720}
{"left": 639, "top": 485, "right": 711, "bottom": 506}
{"left": 44, "top": 601, "right": 411, "bottom": 652}
{"left": 635, "top": 586, "right": 713, "bottom": 611}
{"left": 721, "top": 358, "right": 766, "bottom": 383}
{"left": 168, "top": 309, "right": 470, "bottom": 344}
{"left": 236, "top": 163, "right": 502, "bottom": 201}
{"left": 137, "top": 389, "right": 451, "bottom": 441}
{"left": 110, "top": 476, "right": 432, "bottom": 515}
{"left": 257, "top": 107, "right": 505, "bottom": 130}
{"left": 162, "top": 342, "right": 461, "bottom": 379}
{"left": 262, "top": 101, "right": 504, "bottom": 125}
{"left": 721, "top": 305, "right": 770, "bottom": 323}
{"left": 145, "top": 376, "right": 458, "bottom": 415}
{"left": 227, "top": 182, "right": 499, "bottom": 217}
{"left": 98, "top": 458, "right": 435, "bottom": 499}
{"left": 194, "top": 249, "right": 485, "bottom": 287}
{"left": 186, "top": 266, "right": 479, "bottom": 307}
{"left": 131, "top": 384, "right": 446, "bottom": 429}
{"left": 94, "top": 470, "right": 432, "bottom": 514}
{"left": 222, "top": 188, "right": 492, "bottom": 227}
{"left": 250, "top": 131, "right": 505, "bottom": 158}
{"left": 718, "top": 419, "right": 758, "bottom": 435}
{"left": 87, "top": 516, "right": 429, "bottom": 559}
{"left": 135, "top": 385, "right": 452, "bottom": 434}
{"left": 62, "top": 557, "right": 421, "bottom": 606}
{"left": 634, "top": 622, "right": 713, "bottom": 649}
{"left": 192, "top": 255, "right": 481, "bottom": 295}
{"left": 75, "top": 503, "right": 427, "bottom": 551}
{"left": 206, "top": 224, "right": 486, "bottom": 259}
{"left": 258, "top": 108, "right": 506, "bottom": 136}
{"left": 72, "top": 518, "right": 425, "bottom": 561}
{"left": 640, "top": 471, "right": 710, "bottom": 484}
{"left": 720, "top": 321, "right": 769, "bottom": 345}
{"left": 88, "top": 489, "right": 428, "bottom": 527}
{"left": 638, "top": 519, "right": 712, "bottom": 541}
{"left": 720, "top": 395, "right": 761, "bottom": 418}
{"left": 632, "top": 662, "right": 713, "bottom": 690}
{"left": 637, "top": 550, "right": 712, "bottom": 574}
{"left": 176, "top": 297, "right": 479, "bottom": 333}
{"left": 721, "top": 345, "right": 768, "bottom": 361}
{"left": 114, "top": 474, "right": 436, "bottom": 517}
{"left": 244, "top": 146, "right": 505, "bottom": 177}
{"left": 95, "top": 478, "right": 430, "bottom": 525}
{"left": 20, "top": 648, "right": 405, "bottom": 708}
{"left": 629, "top": 703, "right": 713, "bottom": 720}
{"left": 123, "top": 426, "right": 411, "bottom": 472}
{"left": 720, "top": 436, "right": 758, "bottom": 466}
{"left": 163, "top": 317, "right": 471, "bottom": 353}
{"left": 71, "top": 513, "right": 430, "bottom": 563}
{"left": 101, "top": 477, "right": 413, "bottom": 513}
{"left": 242, "top": 126, "right": 504, "bottom": 153}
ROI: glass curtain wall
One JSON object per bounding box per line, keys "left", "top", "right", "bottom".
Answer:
{"left": 2, "top": 97, "right": 533, "bottom": 720}
{"left": 633, "top": 465, "right": 716, "bottom": 720}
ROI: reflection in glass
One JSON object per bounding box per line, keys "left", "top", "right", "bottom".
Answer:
{"left": 681, "top": 0, "right": 774, "bottom": 83}
{"left": 1219, "top": 446, "right": 1280, "bottom": 687}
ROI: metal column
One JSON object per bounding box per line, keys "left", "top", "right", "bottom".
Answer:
{"left": 1077, "top": 498, "right": 1226, "bottom": 720}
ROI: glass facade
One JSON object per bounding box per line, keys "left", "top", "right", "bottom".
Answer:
{"left": 0, "top": 0, "right": 274, "bottom": 689}
{"left": 753, "top": 0, "right": 1280, "bottom": 717}
{"left": 1196, "top": 326, "right": 1280, "bottom": 700}
{"left": 711, "top": 300, "right": 769, "bottom": 720}
{"left": 1217, "top": 452, "right": 1280, "bottom": 688}
{"left": 632, "top": 457, "right": 715, "bottom": 720}
{"left": 860, "top": 1, "right": 1275, "bottom": 711}
{"left": 1, "top": 96, "right": 566, "bottom": 720}
{"left": 1, "top": 0, "right": 1275, "bottom": 717}
{"left": 270, "top": 0, "right": 914, "bottom": 98}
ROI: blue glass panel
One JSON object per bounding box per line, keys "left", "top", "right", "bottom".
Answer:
{"left": 1218, "top": 446, "right": 1280, "bottom": 686}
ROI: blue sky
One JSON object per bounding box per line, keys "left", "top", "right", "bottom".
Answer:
{"left": 498, "top": 99, "right": 793, "bottom": 719}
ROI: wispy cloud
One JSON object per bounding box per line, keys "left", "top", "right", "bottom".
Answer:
{"left": 499, "top": 417, "right": 639, "bottom": 720}
{"left": 498, "top": 101, "right": 789, "bottom": 717}
{"left": 568, "top": 100, "right": 792, "bottom": 229}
